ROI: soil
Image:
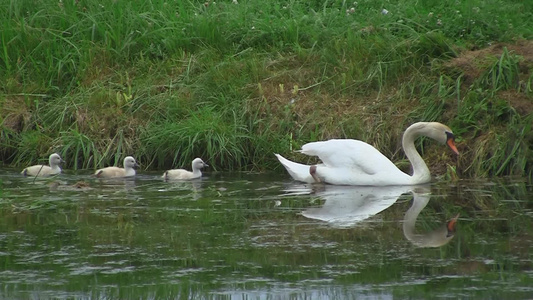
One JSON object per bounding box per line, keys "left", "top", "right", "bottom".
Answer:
{"left": 444, "top": 40, "right": 533, "bottom": 116}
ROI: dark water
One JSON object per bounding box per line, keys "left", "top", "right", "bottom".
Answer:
{"left": 0, "top": 168, "right": 532, "bottom": 299}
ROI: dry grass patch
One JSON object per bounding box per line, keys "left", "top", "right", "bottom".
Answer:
{"left": 445, "top": 40, "right": 533, "bottom": 91}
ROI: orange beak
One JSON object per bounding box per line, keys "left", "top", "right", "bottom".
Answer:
{"left": 447, "top": 137, "right": 460, "bottom": 155}
{"left": 446, "top": 213, "right": 460, "bottom": 237}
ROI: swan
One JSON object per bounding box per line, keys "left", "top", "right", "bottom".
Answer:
{"left": 162, "top": 158, "right": 208, "bottom": 180}
{"left": 21, "top": 153, "right": 64, "bottom": 177}
{"left": 275, "top": 122, "right": 459, "bottom": 186}
{"left": 403, "top": 190, "right": 459, "bottom": 247}
{"left": 95, "top": 156, "right": 138, "bottom": 178}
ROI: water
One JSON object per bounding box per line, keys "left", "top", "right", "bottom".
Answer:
{"left": 0, "top": 168, "right": 532, "bottom": 299}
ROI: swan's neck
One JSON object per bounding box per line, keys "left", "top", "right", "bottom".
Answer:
{"left": 403, "top": 193, "right": 455, "bottom": 248}
{"left": 403, "top": 195, "right": 430, "bottom": 234}
{"left": 402, "top": 126, "right": 431, "bottom": 184}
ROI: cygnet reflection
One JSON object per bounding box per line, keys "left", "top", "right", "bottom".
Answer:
{"left": 163, "top": 179, "right": 204, "bottom": 200}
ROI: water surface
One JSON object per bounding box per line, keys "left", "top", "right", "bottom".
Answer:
{"left": 0, "top": 169, "right": 532, "bottom": 299}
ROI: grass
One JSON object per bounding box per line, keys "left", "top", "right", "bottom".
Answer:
{"left": 479, "top": 47, "right": 521, "bottom": 92}
{"left": 0, "top": 0, "right": 532, "bottom": 177}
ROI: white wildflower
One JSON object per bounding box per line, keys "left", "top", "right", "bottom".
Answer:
{"left": 381, "top": 8, "right": 389, "bottom": 15}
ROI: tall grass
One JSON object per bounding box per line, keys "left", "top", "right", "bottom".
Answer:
{"left": 479, "top": 47, "right": 521, "bottom": 92}
{"left": 0, "top": 0, "right": 532, "bottom": 176}
{"left": 140, "top": 105, "right": 250, "bottom": 170}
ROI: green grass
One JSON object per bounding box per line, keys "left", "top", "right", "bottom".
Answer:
{"left": 479, "top": 47, "right": 521, "bottom": 92}
{"left": 0, "top": 0, "right": 532, "bottom": 176}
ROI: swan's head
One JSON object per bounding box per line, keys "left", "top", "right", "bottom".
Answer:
{"left": 192, "top": 158, "right": 208, "bottom": 169}
{"left": 416, "top": 122, "right": 459, "bottom": 155}
{"left": 124, "top": 156, "right": 139, "bottom": 169}
{"left": 49, "top": 153, "right": 65, "bottom": 166}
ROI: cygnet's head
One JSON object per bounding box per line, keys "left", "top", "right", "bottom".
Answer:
{"left": 192, "top": 158, "right": 208, "bottom": 169}
{"left": 124, "top": 156, "right": 139, "bottom": 168}
{"left": 50, "top": 153, "right": 65, "bottom": 166}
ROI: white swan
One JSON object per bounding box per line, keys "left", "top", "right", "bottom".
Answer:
{"left": 275, "top": 122, "right": 459, "bottom": 186}
{"left": 403, "top": 190, "right": 459, "bottom": 248}
{"left": 162, "top": 158, "right": 208, "bottom": 180}
{"left": 95, "top": 156, "right": 138, "bottom": 178}
{"left": 21, "top": 153, "right": 64, "bottom": 177}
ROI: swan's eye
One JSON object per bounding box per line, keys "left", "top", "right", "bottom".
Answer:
{"left": 445, "top": 131, "right": 460, "bottom": 155}
{"left": 445, "top": 131, "right": 455, "bottom": 141}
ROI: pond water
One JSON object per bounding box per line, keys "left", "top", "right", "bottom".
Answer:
{"left": 0, "top": 168, "right": 532, "bottom": 299}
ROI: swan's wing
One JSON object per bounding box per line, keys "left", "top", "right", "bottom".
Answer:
{"left": 300, "top": 139, "right": 399, "bottom": 174}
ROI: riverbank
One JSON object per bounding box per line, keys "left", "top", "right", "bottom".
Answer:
{"left": 1, "top": 0, "right": 532, "bottom": 177}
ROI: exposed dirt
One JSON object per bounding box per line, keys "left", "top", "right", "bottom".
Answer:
{"left": 444, "top": 39, "right": 533, "bottom": 115}
{"left": 498, "top": 90, "right": 533, "bottom": 116}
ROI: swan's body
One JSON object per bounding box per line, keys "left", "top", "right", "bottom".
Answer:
{"left": 21, "top": 153, "right": 64, "bottom": 177}
{"left": 276, "top": 122, "right": 459, "bottom": 186}
{"left": 163, "top": 158, "right": 208, "bottom": 180}
{"left": 95, "top": 156, "right": 138, "bottom": 178}
{"left": 403, "top": 190, "right": 459, "bottom": 248}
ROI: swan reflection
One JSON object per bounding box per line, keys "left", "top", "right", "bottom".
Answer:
{"left": 285, "top": 184, "right": 412, "bottom": 227}
{"left": 287, "top": 184, "right": 459, "bottom": 247}
{"left": 403, "top": 189, "right": 459, "bottom": 248}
